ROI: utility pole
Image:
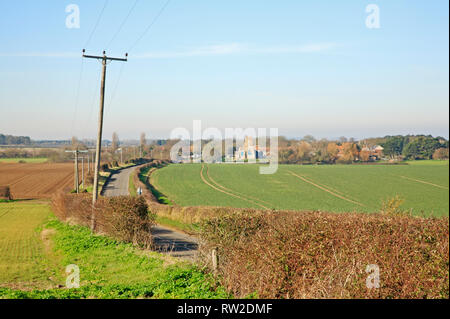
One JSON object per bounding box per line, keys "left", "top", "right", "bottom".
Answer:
{"left": 82, "top": 50, "right": 127, "bottom": 204}
{"left": 86, "top": 151, "right": 90, "bottom": 174}
{"left": 65, "top": 149, "right": 88, "bottom": 193}
{"left": 81, "top": 156, "right": 85, "bottom": 189}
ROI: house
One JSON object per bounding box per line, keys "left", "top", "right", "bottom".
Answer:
{"left": 235, "top": 136, "right": 268, "bottom": 161}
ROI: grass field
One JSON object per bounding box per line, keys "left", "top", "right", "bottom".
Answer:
{"left": 0, "top": 158, "right": 48, "bottom": 163}
{"left": 151, "top": 163, "right": 449, "bottom": 217}
{"left": 0, "top": 201, "right": 228, "bottom": 298}
{"left": 0, "top": 201, "right": 60, "bottom": 289}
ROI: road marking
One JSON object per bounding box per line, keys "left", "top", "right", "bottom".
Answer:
{"left": 288, "top": 170, "right": 365, "bottom": 207}
{"left": 399, "top": 175, "right": 449, "bottom": 190}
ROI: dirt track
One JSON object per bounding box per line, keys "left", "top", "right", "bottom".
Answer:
{"left": 0, "top": 162, "right": 74, "bottom": 199}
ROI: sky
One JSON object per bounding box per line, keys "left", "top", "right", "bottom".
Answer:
{"left": 0, "top": 0, "right": 448, "bottom": 141}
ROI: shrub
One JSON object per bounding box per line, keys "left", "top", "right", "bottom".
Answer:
{"left": 0, "top": 186, "right": 12, "bottom": 200}
{"left": 199, "top": 211, "right": 449, "bottom": 299}
{"left": 85, "top": 172, "right": 94, "bottom": 185}
{"left": 52, "top": 193, "right": 155, "bottom": 248}
{"left": 380, "top": 195, "right": 412, "bottom": 217}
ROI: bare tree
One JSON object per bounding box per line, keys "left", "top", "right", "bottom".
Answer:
{"left": 71, "top": 136, "right": 80, "bottom": 150}
{"left": 111, "top": 132, "right": 119, "bottom": 154}
{"left": 140, "top": 132, "right": 146, "bottom": 157}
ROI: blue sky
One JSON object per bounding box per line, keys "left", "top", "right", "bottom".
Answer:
{"left": 0, "top": 0, "right": 448, "bottom": 140}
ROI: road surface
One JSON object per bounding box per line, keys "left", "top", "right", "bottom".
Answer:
{"left": 102, "top": 166, "right": 136, "bottom": 197}
{"left": 103, "top": 165, "right": 198, "bottom": 259}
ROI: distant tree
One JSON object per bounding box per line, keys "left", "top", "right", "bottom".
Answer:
{"left": 140, "top": 132, "right": 146, "bottom": 157}
{"left": 0, "top": 134, "right": 31, "bottom": 145}
{"left": 341, "top": 142, "right": 360, "bottom": 162}
{"left": 327, "top": 142, "right": 339, "bottom": 163}
{"left": 339, "top": 136, "right": 348, "bottom": 144}
{"left": 433, "top": 148, "right": 449, "bottom": 160}
{"left": 71, "top": 136, "right": 80, "bottom": 150}
{"left": 381, "top": 136, "right": 405, "bottom": 158}
{"left": 302, "top": 135, "right": 316, "bottom": 143}
{"left": 111, "top": 132, "right": 119, "bottom": 154}
{"left": 360, "top": 149, "right": 371, "bottom": 162}
{"left": 297, "top": 141, "right": 312, "bottom": 162}
{"left": 403, "top": 136, "right": 442, "bottom": 160}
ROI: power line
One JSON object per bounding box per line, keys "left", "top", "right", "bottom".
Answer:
{"left": 82, "top": 64, "right": 102, "bottom": 138}
{"left": 128, "top": 0, "right": 171, "bottom": 52}
{"left": 84, "top": 0, "right": 109, "bottom": 49}
{"left": 106, "top": 0, "right": 139, "bottom": 50}
{"left": 104, "top": 62, "right": 126, "bottom": 122}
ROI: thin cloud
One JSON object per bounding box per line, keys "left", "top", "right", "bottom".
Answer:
{"left": 133, "top": 42, "right": 337, "bottom": 59}
{"left": 0, "top": 52, "right": 80, "bottom": 58}
{"left": 0, "top": 43, "right": 336, "bottom": 59}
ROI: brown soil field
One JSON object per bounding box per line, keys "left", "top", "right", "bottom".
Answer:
{"left": 0, "top": 162, "right": 74, "bottom": 199}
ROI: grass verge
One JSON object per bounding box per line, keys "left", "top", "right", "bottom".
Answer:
{"left": 0, "top": 201, "right": 229, "bottom": 299}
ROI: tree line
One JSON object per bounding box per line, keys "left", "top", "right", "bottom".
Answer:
{"left": 0, "top": 134, "right": 31, "bottom": 145}
{"left": 379, "top": 135, "right": 449, "bottom": 160}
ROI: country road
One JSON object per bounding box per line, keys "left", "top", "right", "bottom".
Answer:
{"left": 102, "top": 166, "right": 136, "bottom": 197}
{"left": 102, "top": 165, "right": 198, "bottom": 259}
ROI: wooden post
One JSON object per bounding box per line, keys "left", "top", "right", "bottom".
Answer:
{"left": 82, "top": 50, "right": 127, "bottom": 205}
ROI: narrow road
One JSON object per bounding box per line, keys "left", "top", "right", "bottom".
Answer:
{"left": 102, "top": 165, "right": 198, "bottom": 259}
{"left": 102, "top": 166, "right": 136, "bottom": 197}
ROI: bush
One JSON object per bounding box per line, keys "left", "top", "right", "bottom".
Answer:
{"left": 0, "top": 186, "right": 12, "bottom": 200}
{"left": 380, "top": 195, "right": 412, "bottom": 217}
{"left": 52, "top": 193, "right": 155, "bottom": 248}
{"left": 199, "top": 211, "right": 449, "bottom": 299}
{"left": 85, "top": 172, "right": 94, "bottom": 185}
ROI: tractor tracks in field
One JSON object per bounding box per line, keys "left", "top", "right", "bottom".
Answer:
{"left": 288, "top": 170, "right": 365, "bottom": 207}
{"left": 200, "top": 164, "right": 270, "bottom": 209}
{"left": 398, "top": 175, "right": 449, "bottom": 190}
{"left": 205, "top": 166, "right": 274, "bottom": 207}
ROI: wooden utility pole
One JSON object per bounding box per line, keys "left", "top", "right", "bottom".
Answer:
{"left": 81, "top": 156, "right": 87, "bottom": 189}
{"left": 82, "top": 50, "right": 127, "bottom": 204}
{"left": 65, "top": 149, "right": 88, "bottom": 193}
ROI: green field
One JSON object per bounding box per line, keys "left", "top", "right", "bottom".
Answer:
{"left": 0, "top": 201, "right": 228, "bottom": 298}
{"left": 151, "top": 163, "right": 449, "bottom": 217}
{"left": 0, "top": 201, "right": 59, "bottom": 289}
{"left": 0, "top": 158, "right": 48, "bottom": 163}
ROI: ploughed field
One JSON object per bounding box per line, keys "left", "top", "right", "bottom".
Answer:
{"left": 150, "top": 162, "right": 449, "bottom": 217}
{"left": 0, "top": 162, "right": 74, "bottom": 199}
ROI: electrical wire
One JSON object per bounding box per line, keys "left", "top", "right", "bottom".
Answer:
{"left": 106, "top": 0, "right": 139, "bottom": 50}
{"left": 84, "top": 0, "right": 109, "bottom": 49}
{"left": 104, "top": 63, "right": 126, "bottom": 122}
{"left": 127, "top": 0, "right": 171, "bottom": 52}
{"left": 69, "top": 57, "right": 84, "bottom": 139}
